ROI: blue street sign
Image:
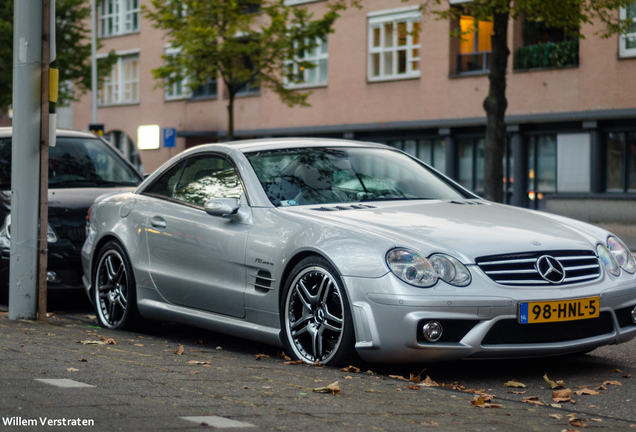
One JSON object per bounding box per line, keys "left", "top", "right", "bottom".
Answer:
{"left": 163, "top": 128, "right": 176, "bottom": 148}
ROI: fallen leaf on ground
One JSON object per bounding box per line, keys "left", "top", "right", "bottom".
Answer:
{"left": 603, "top": 380, "right": 622, "bottom": 386}
{"left": 550, "top": 414, "right": 563, "bottom": 419}
{"left": 215, "top": 346, "right": 222, "bottom": 350}
{"left": 504, "top": 381, "right": 526, "bottom": 388}
{"left": 190, "top": 371, "right": 200, "bottom": 374}
{"left": 134, "top": 343, "right": 143, "bottom": 347}
{"left": 569, "top": 419, "right": 587, "bottom": 428}
{"left": 254, "top": 353, "right": 269, "bottom": 361}
{"left": 276, "top": 351, "right": 291, "bottom": 360}
{"left": 174, "top": 345, "right": 185, "bottom": 355}
{"left": 611, "top": 369, "right": 622, "bottom": 373}
{"left": 188, "top": 360, "right": 211, "bottom": 365}
{"left": 408, "top": 384, "right": 421, "bottom": 390}
{"left": 589, "top": 419, "right": 602, "bottom": 423}
{"left": 421, "top": 421, "right": 438, "bottom": 426}
{"left": 422, "top": 376, "right": 439, "bottom": 387}
{"left": 551, "top": 404, "right": 562, "bottom": 408}
{"left": 471, "top": 396, "right": 502, "bottom": 408}
{"left": 595, "top": 385, "right": 607, "bottom": 390}
{"left": 284, "top": 360, "right": 303, "bottom": 365}
{"left": 77, "top": 358, "right": 88, "bottom": 362}
{"left": 85, "top": 315, "right": 96, "bottom": 320}
{"left": 100, "top": 337, "right": 116, "bottom": 345}
{"left": 78, "top": 340, "right": 106, "bottom": 345}
{"left": 575, "top": 385, "right": 590, "bottom": 389}
{"left": 552, "top": 388, "right": 573, "bottom": 403}
{"left": 629, "top": 425, "right": 636, "bottom": 428}
{"left": 573, "top": 389, "right": 599, "bottom": 396}
{"left": 623, "top": 374, "right": 631, "bottom": 378}
{"left": 66, "top": 368, "right": 79, "bottom": 372}
{"left": 340, "top": 365, "right": 360, "bottom": 373}
{"left": 522, "top": 396, "right": 545, "bottom": 406}
{"left": 344, "top": 376, "right": 353, "bottom": 380}
{"left": 509, "top": 390, "right": 526, "bottom": 394}
{"left": 396, "top": 388, "right": 402, "bottom": 391}
{"left": 409, "top": 373, "right": 423, "bottom": 383}
{"left": 544, "top": 374, "right": 565, "bottom": 389}
{"left": 389, "top": 375, "right": 407, "bottom": 381}
{"left": 312, "top": 381, "right": 340, "bottom": 395}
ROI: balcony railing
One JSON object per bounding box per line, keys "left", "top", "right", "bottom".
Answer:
{"left": 457, "top": 51, "right": 491, "bottom": 74}
{"left": 514, "top": 39, "right": 579, "bottom": 70}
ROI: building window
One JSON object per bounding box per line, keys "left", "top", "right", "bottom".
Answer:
{"left": 514, "top": 17, "right": 579, "bottom": 70}
{"left": 285, "top": 37, "right": 328, "bottom": 88}
{"left": 192, "top": 78, "right": 218, "bottom": 99}
{"left": 457, "top": 15, "right": 493, "bottom": 74}
{"left": 107, "top": 130, "right": 142, "bottom": 172}
{"left": 606, "top": 132, "right": 636, "bottom": 192}
{"left": 367, "top": 6, "right": 421, "bottom": 81}
{"left": 164, "top": 47, "right": 189, "bottom": 101}
{"left": 458, "top": 137, "right": 485, "bottom": 193}
{"left": 620, "top": 1, "right": 636, "bottom": 58}
{"left": 99, "top": 55, "right": 140, "bottom": 106}
{"left": 527, "top": 135, "right": 556, "bottom": 209}
{"left": 99, "top": 0, "right": 140, "bottom": 37}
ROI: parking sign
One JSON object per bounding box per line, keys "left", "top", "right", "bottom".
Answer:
{"left": 163, "top": 128, "right": 176, "bottom": 148}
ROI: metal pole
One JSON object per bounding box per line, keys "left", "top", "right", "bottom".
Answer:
{"left": 37, "top": 0, "right": 51, "bottom": 322}
{"left": 10, "top": 0, "right": 43, "bottom": 320}
{"left": 91, "top": 0, "right": 97, "bottom": 124}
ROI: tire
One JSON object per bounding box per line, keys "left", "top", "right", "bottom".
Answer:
{"left": 93, "top": 241, "right": 144, "bottom": 330}
{"left": 281, "top": 256, "right": 357, "bottom": 366}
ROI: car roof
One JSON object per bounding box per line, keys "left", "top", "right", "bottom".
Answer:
{"left": 0, "top": 127, "right": 98, "bottom": 139}
{"left": 179, "top": 137, "right": 391, "bottom": 157}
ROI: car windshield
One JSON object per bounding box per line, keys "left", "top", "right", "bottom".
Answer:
{"left": 246, "top": 147, "right": 469, "bottom": 207}
{"left": 0, "top": 136, "right": 142, "bottom": 189}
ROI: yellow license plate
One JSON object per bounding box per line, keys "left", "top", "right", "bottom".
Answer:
{"left": 518, "top": 296, "right": 600, "bottom": 324}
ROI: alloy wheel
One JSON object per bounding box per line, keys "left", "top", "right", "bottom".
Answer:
{"left": 284, "top": 266, "right": 345, "bottom": 363}
{"left": 95, "top": 250, "right": 129, "bottom": 328}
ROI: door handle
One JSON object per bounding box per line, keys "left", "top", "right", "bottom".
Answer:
{"left": 150, "top": 216, "right": 167, "bottom": 229}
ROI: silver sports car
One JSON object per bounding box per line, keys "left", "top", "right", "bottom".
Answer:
{"left": 82, "top": 138, "right": 636, "bottom": 365}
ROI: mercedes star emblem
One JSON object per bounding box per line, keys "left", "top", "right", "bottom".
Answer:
{"left": 536, "top": 255, "right": 566, "bottom": 284}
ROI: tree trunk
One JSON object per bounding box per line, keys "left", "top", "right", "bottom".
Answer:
{"left": 227, "top": 90, "right": 235, "bottom": 142}
{"left": 482, "top": 10, "right": 510, "bottom": 203}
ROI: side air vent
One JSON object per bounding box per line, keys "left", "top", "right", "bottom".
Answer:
{"left": 310, "top": 204, "right": 377, "bottom": 211}
{"left": 250, "top": 270, "right": 275, "bottom": 293}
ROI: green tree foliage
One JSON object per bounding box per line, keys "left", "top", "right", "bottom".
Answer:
{"left": 144, "top": 0, "right": 356, "bottom": 141}
{"left": 424, "top": 0, "right": 634, "bottom": 203}
{"left": 0, "top": 0, "right": 116, "bottom": 112}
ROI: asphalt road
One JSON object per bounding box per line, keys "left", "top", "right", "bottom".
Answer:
{"left": 1, "top": 291, "right": 624, "bottom": 431}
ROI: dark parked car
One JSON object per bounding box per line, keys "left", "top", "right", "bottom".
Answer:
{"left": 0, "top": 128, "right": 143, "bottom": 304}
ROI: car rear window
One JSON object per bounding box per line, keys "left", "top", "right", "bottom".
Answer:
{"left": 0, "top": 137, "right": 142, "bottom": 189}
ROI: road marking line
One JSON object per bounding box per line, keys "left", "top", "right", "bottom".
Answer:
{"left": 35, "top": 379, "right": 95, "bottom": 388}
{"left": 180, "top": 416, "right": 255, "bottom": 428}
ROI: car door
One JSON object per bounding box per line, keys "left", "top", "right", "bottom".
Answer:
{"left": 143, "top": 154, "right": 251, "bottom": 318}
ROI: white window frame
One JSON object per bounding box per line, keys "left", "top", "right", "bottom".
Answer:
{"left": 164, "top": 46, "right": 190, "bottom": 101}
{"left": 367, "top": 6, "right": 421, "bottom": 82}
{"left": 284, "top": 37, "right": 328, "bottom": 89}
{"left": 619, "top": 2, "right": 636, "bottom": 58}
{"left": 98, "top": 51, "right": 140, "bottom": 106}
{"left": 99, "top": 0, "right": 140, "bottom": 38}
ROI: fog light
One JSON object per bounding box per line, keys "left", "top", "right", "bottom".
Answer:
{"left": 422, "top": 321, "right": 443, "bottom": 342}
{"left": 47, "top": 271, "right": 61, "bottom": 283}
{"left": 631, "top": 306, "right": 636, "bottom": 324}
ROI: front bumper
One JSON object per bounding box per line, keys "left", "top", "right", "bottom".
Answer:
{"left": 344, "top": 269, "right": 636, "bottom": 363}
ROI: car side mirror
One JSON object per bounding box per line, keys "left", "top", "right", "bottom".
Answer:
{"left": 204, "top": 198, "right": 239, "bottom": 217}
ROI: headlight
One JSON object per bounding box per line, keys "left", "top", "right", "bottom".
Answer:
{"left": 430, "top": 254, "right": 472, "bottom": 286}
{"left": 1, "top": 215, "right": 58, "bottom": 243}
{"left": 386, "top": 249, "right": 438, "bottom": 287}
{"left": 597, "top": 245, "right": 620, "bottom": 277}
{"left": 386, "top": 248, "right": 471, "bottom": 288}
{"left": 607, "top": 236, "right": 635, "bottom": 274}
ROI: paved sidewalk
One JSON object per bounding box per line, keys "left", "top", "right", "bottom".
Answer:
{"left": 1, "top": 310, "right": 635, "bottom": 431}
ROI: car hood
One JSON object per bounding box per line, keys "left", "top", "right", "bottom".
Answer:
{"left": 287, "top": 200, "right": 605, "bottom": 263}
{"left": 0, "top": 187, "right": 137, "bottom": 218}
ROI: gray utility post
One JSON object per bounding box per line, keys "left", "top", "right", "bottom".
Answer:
{"left": 10, "top": 0, "right": 44, "bottom": 320}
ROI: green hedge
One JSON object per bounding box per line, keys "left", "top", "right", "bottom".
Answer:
{"left": 514, "top": 39, "right": 579, "bottom": 70}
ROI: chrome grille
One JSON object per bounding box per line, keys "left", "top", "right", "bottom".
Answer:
{"left": 476, "top": 250, "right": 601, "bottom": 286}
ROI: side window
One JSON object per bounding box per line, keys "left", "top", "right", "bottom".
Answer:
{"left": 172, "top": 155, "right": 244, "bottom": 206}
{"left": 144, "top": 161, "right": 185, "bottom": 198}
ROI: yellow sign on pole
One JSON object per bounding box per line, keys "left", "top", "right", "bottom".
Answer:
{"left": 49, "top": 68, "right": 59, "bottom": 103}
